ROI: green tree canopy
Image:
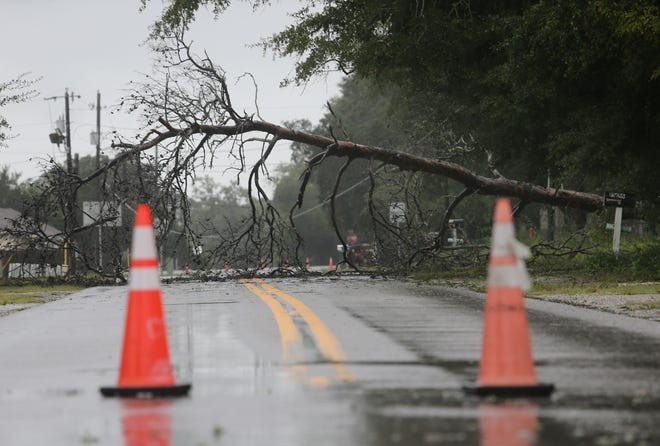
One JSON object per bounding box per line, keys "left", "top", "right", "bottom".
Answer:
{"left": 140, "top": 0, "right": 660, "bottom": 204}
{"left": 0, "top": 166, "right": 25, "bottom": 209}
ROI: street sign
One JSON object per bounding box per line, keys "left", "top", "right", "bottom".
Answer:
{"left": 448, "top": 218, "right": 464, "bottom": 229}
{"left": 605, "top": 223, "right": 632, "bottom": 233}
{"left": 603, "top": 192, "right": 635, "bottom": 208}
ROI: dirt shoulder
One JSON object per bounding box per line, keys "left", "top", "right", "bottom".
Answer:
{"left": 422, "top": 277, "right": 660, "bottom": 322}
{"left": 528, "top": 293, "right": 660, "bottom": 322}
{"left": 527, "top": 278, "right": 660, "bottom": 322}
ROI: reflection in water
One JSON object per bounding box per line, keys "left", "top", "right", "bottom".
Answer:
{"left": 121, "top": 400, "right": 172, "bottom": 446}
{"left": 479, "top": 402, "right": 538, "bottom": 446}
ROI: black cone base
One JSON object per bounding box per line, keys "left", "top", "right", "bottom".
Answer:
{"left": 463, "top": 382, "right": 554, "bottom": 397}
{"left": 100, "top": 383, "right": 191, "bottom": 398}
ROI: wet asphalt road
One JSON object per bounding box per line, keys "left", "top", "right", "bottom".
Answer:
{"left": 0, "top": 276, "right": 658, "bottom": 445}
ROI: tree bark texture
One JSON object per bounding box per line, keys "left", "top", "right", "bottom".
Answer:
{"left": 117, "top": 119, "right": 604, "bottom": 212}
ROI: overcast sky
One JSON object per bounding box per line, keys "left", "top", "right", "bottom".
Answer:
{"left": 0, "top": 0, "right": 342, "bottom": 186}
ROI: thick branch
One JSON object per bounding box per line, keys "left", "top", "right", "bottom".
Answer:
{"left": 115, "top": 119, "right": 604, "bottom": 211}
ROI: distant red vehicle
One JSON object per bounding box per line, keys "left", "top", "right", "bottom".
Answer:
{"left": 336, "top": 242, "right": 375, "bottom": 266}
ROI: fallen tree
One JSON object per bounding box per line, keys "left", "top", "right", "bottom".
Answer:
{"left": 16, "top": 35, "right": 608, "bottom": 277}
{"left": 116, "top": 117, "right": 604, "bottom": 211}
{"left": 113, "top": 36, "right": 604, "bottom": 269}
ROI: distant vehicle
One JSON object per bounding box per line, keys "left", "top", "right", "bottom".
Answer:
{"left": 336, "top": 242, "right": 375, "bottom": 266}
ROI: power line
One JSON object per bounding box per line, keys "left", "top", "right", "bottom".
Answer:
{"left": 292, "top": 175, "right": 371, "bottom": 219}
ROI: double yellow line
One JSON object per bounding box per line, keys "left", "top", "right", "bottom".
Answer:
{"left": 241, "top": 278, "right": 353, "bottom": 384}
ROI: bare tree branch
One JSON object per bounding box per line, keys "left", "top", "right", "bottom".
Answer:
{"left": 11, "top": 33, "right": 609, "bottom": 281}
{"left": 114, "top": 119, "right": 604, "bottom": 211}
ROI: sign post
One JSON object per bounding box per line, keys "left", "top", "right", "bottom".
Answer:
{"left": 612, "top": 207, "right": 623, "bottom": 254}
{"left": 603, "top": 192, "right": 635, "bottom": 254}
{"left": 448, "top": 218, "right": 464, "bottom": 247}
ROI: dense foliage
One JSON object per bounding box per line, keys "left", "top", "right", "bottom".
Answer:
{"left": 0, "top": 166, "right": 25, "bottom": 209}
{"left": 141, "top": 0, "right": 660, "bottom": 218}
{"left": 271, "top": 77, "right": 497, "bottom": 265}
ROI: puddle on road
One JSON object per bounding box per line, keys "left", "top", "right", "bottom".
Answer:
{"left": 56, "top": 280, "right": 655, "bottom": 446}
{"left": 165, "top": 300, "right": 238, "bottom": 305}
{"left": 352, "top": 384, "right": 658, "bottom": 445}
{"left": 120, "top": 399, "right": 173, "bottom": 446}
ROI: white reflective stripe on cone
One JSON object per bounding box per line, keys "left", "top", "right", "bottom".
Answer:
{"left": 131, "top": 226, "right": 159, "bottom": 259}
{"left": 488, "top": 262, "right": 532, "bottom": 290}
{"left": 490, "top": 223, "right": 515, "bottom": 257}
{"left": 129, "top": 267, "right": 161, "bottom": 290}
{"left": 488, "top": 264, "right": 522, "bottom": 288}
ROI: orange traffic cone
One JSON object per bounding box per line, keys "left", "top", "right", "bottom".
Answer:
{"left": 328, "top": 257, "right": 334, "bottom": 268}
{"left": 101, "top": 204, "right": 191, "bottom": 398}
{"left": 464, "top": 198, "right": 554, "bottom": 397}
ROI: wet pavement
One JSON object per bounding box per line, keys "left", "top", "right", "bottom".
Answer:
{"left": 0, "top": 276, "right": 658, "bottom": 445}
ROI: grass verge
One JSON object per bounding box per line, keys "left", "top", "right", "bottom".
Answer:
{"left": 413, "top": 241, "right": 660, "bottom": 296}
{"left": 529, "top": 280, "right": 660, "bottom": 296}
{"left": 0, "top": 284, "right": 83, "bottom": 305}
{"left": 413, "top": 268, "right": 660, "bottom": 296}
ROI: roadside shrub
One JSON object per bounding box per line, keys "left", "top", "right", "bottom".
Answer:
{"left": 583, "top": 241, "right": 660, "bottom": 280}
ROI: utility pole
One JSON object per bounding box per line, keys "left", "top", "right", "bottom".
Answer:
{"left": 65, "top": 90, "right": 73, "bottom": 176}
{"left": 65, "top": 89, "right": 79, "bottom": 273}
{"left": 45, "top": 89, "right": 80, "bottom": 274}
{"left": 96, "top": 91, "right": 101, "bottom": 170}
{"left": 95, "top": 91, "right": 103, "bottom": 269}
{"left": 45, "top": 89, "right": 78, "bottom": 173}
